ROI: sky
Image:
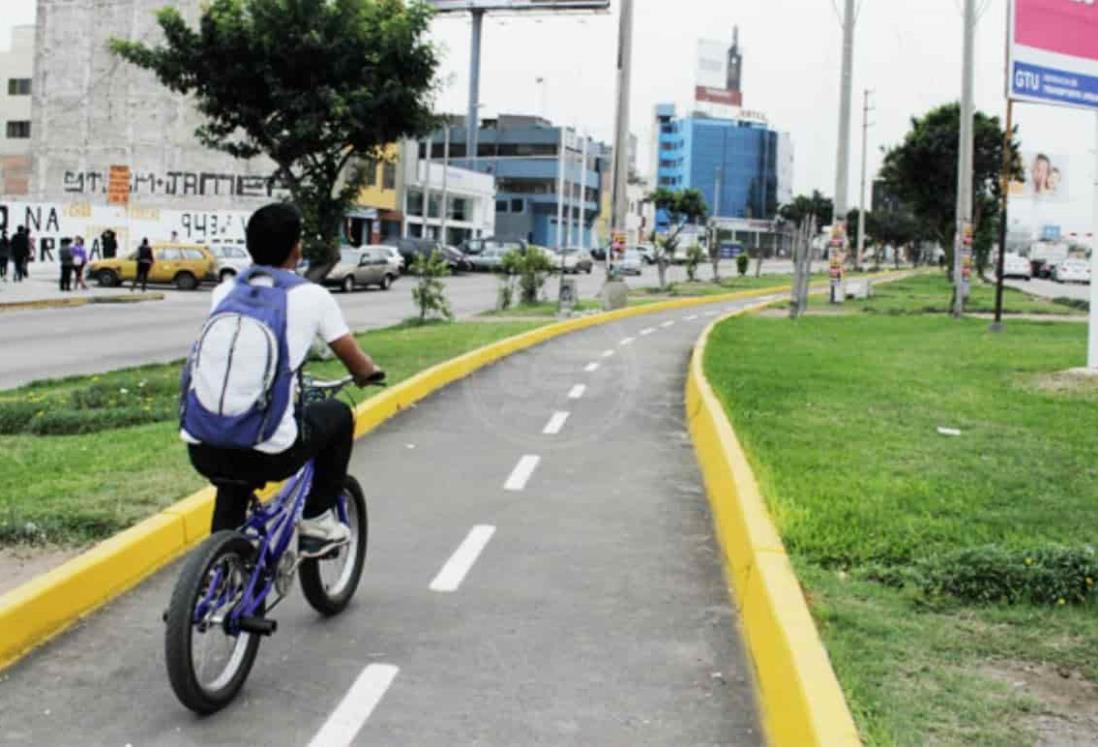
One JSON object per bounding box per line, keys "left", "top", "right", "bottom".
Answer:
{"left": 3, "top": 0, "right": 1095, "bottom": 232}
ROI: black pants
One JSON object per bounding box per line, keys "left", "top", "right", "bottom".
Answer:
{"left": 132, "top": 263, "right": 151, "bottom": 292}
{"left": 59, "top": 264, "right": 73, "bottom": 291}
{"left": 0, "top": 256, "right": 7, "bottom": 278}
{"left": 189, "top": 399, "right": 355, "bottom": 532}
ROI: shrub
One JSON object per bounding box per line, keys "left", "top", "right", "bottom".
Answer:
{"left": 410, "top": 250, "right": 453, "bottom": 322}
{"left": 502, "top": 247, "right": 554, "bottom": 305}
{"left": 0, "top": 401, "right": 39, "bottom": 434}
{"left": 496, "top": 275, "right": 515, "bottom": 311}
{"left": 685, "top": 243, "right": 705, "bottom": 282}
{"left": 736, "top": 254, "right": 749, "bottom": 276}
{"left": 919, "top": 545, "right": 1098, "bottom": 606}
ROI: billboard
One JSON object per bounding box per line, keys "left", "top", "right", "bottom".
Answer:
{"left": 696, "top": 39, "right": 728, "bottom": 90}
{"left": 427, "top": 0, "right": 609, "bottom": 11}
{"left": 1010, "top": 0, "right": 1098, "bottom": 110}
{"left": 1009, "top": 150, "right": 1071, "bottom": 202}
{"left": 695, "top": 86, "right": 742, "bottom": 107}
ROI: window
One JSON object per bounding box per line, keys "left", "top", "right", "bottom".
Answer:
{"left": 182, "top": 249, "right": 206, "bottom": 261}
{"left": 364, "top": 159, "right": 378, "bottom": 187}
{"left": 407, "top": 190, "right": 424, "bottom": 216}
{"left": 449, "top": 197, "right": 468, "bottom": 222}
{"left": 158, "top": 248, "right": 182, "bottom": 261}
{"left": 496, "top": 199, "right": 509, "bottom": 213}
{"left": 511, "top": 198, "right": 524, "bottom": 213}
{"left": 7, "top": 78, "right": 30, "bottom": 96}
{"left": 5, "top": 121, "right": 30, "bottom": 139}
{"left": 497, "top": 142, "right": 558, "bottom": 157}
{"left": 382, "top": 162, "right": 396, "bottom": 189}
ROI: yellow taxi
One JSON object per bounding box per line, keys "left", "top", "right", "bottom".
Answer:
{"left": 88, "top": 243, "right": 217, "bottom": 290}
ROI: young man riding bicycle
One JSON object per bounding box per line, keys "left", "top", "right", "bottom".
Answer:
{"left": 181, "top": 202, "right": 383, "bottom": 546}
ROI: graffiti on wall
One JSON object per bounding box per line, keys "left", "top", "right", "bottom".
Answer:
{"left": 62, "top": 169, "right": 290, "bottom": 200}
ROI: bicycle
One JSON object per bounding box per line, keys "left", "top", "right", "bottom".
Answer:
{"left": 163, "top": 374, "right": 382, "bottom": 714}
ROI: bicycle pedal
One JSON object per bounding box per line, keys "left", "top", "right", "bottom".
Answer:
{"left": 298, "top": 537, "right": 348, "bottom": 560}
{"left": 237, "top": 615, "right": 278, "bottom": 636}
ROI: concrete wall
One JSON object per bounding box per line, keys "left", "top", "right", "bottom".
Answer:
{"left": 31, "top": 0, "right": 281, "bottom": 211}
{"left": 0, "top": 25, "right": 36, "bottom": 194}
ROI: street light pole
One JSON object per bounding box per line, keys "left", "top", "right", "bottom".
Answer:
{"left": 833, "top": 0, "right": 856, "bottom": 225}
{"left": 467, "top": 9, "right": 485, "bottom": 170}
{"left": 440, "top": 124, "right": 451, "bottom": 246}
{"left": 609, "top": 0, "right": 635, "bottom": 276}
{"left": 954, "top": 0, "right": 976, "bottom": 318}
{"left": 857, "top": 89, "right": 873, "bottom": 269}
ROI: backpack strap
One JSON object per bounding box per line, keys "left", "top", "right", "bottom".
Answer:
{"left": 236, "top": 265, "right": 308, "bottom": 290}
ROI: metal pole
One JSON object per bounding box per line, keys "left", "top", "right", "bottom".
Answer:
{"left": 1088, "top": 111, "right": 1098, "bottom": 367}
{"left": 991, "top": 99, "right": 1013, "bottom": 332}
{"left": 566, "top": 135, "right": 577, "bottom": 249}
{"left": 467, "top": 9, "right": 484, "bottom": 170}
{"left": 954, "top": 0, "right": 976, "bottom": 317}
{"left": 833, "top": 0, "right": 856, "bottom": 223}
{"left": 423, "top": 136, "right": 432, "bottom": 240}
{"left": 556, "top": 128, "right": 566, "bottom": 251}
{"left": 857, "top": 89, "right": 872, "bottom": 269}
{"left": 609, "top": 0, "right": 635, "bottom": 276}
{"left": 440, "top": 124, "right": 451, "bottom": 246}
{"left": 581, "top": 134, "right": 591, "bottom": 250}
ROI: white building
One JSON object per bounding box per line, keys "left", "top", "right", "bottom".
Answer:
{"left": 399, "top": 141, "right": 495, "bottom": 245}
{"left": 0, "top": 25, "right": 35, "bottom": 196}
{"left": 626, "top": 180, "right": 653, "bottom": 246}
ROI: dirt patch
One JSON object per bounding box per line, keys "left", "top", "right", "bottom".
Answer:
{"left": 1028, "top": 369, "right": 1098, "bottom": 398}
{"left": 0, "top": 546, "right": 83, "bottom": 596}
{"left": 982, "top": 660, "right": 1098, "bottom": 746}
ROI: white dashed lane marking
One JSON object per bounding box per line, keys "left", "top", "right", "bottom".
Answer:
{"left": 601, "top": 349, "right": 616, "bottom": 358}
{"left": 584, "top": 362, "right": 600, "bottom": 373}
{"left": 661, "top": 320, "right": 675, "bottom": 328}
{"left": 306, "top": 664, "right": 400, "bottom": 747}
{"left": 639, "top": 327, "right": 655, "bottom": 336}
{"left": 620, "top": 337, "right": 636, "bottom": 346}
{"left": 568, "top": 384, "right": 587, "bottom": 400}
{"left": 429, "top": 525, "right": 496, "bottom": 592}
{"left": 504, "top": 455, "right": 541, "bottom": 492}
{"left": 542, "top": 411, "right": 570, "bottom": 435}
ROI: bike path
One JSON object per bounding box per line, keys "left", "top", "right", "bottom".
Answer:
{"left": 0, "top": 299, "right": 767, "bottom": 746}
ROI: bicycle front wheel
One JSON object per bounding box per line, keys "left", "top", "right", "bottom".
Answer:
{"left": 299, "top": 476, "right": 368, "bottom": 616}
{"left": 164, "top": 531, "right": 263, "bottom": 714}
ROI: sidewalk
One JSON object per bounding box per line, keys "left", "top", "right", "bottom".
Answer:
{"left": 0, "top": 268, "right": 164, "bottom": 310}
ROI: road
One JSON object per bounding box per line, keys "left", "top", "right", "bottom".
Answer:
{"left": 0, "top": 298, "right": 765, "bottom": 746}
{"left": 1004, "top": 276, "right": 1090, "bottom": 302}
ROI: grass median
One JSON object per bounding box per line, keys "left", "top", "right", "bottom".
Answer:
{"left": 705, "top": 289, "right": 1098, "bottom": 744}
{"left": 0, "top": 319, "right": 545, "bottom": 547}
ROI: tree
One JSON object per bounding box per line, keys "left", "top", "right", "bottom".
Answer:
{"left": 872, "top": 208, "right": 920, "bottom": 268}
{"left": 685, "top": 243, "right": 705, "bottom": 282}
{"left": 779, "top": 190, "right": 833, "bottom": 228}
{"left": 646, "top": 188, "right": 709, "bottom": 290}
{"left": 111, "top": 0, "right": 438, "bottom": 279}
{"left": 878, "top": 103, "right": 1020, "bottom": 274}
{"left": 410, "top": 251, "right": 452, "bottom": 322}
{"left": 501, "top": 247, "right": 554, "bottom": 305}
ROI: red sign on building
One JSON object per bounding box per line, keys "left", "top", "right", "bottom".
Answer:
{"left": 694, "top": 86, "right": 743, "bottom": 107}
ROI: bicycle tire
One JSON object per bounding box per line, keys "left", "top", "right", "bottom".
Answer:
{"left": 299, "top": 476, "right": 368, "bottom": 616}
{"left": 164, "top": 530, "right": 263, "bottom": 714}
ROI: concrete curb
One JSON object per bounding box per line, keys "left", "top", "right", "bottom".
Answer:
{"left": 686, "top": 307, "right": 861, "bottom": 746}
{"left": 0, "top": 283, "right": 789, "bottom": 672}
{"left": 0, "top": 292, "right": 165, "bottom": 312}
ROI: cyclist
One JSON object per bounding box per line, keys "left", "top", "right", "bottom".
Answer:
{"left": 181, "top": 203, "right": 383, "bottom": 545}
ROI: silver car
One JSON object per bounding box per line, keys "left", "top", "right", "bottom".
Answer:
{"left": 209, "top": 242, "right": 252, "bottom": 282}
{"left": 324, "top": 247, "right": 399, "bottom": 292}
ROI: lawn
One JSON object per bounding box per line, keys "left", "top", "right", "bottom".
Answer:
{"left": 705, "top": 306, "right": 1098, "bottom": 744}
{"left": 0, "top": 320, "right": 545, "bottom": 547}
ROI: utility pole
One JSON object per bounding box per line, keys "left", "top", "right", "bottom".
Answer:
{"left": 954, "top": 0, "right": 976, "bottom": 318}
{"left": 556, "top": 128, "right": 566, "bottom": 251}
{"left": 423, "top": 135, "right": 432, "bottom": 240}
{"left": 467, "top": 9, "right": 485, "bottom": 169}
{"left": 440, "top": 124, "right": 451, "bottom": 246}
{"left": 857, "top": 89, "right": 873, "bottom": 269}
{"left": 833, "top": 0, "right": 856, "bottom": 228}
{"left": 609, "top": 0, "right": 635, "bottom": 275}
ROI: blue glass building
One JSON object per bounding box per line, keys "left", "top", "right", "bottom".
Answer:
{"left": 653, "top": 104, "right": 792, "bottom": 232}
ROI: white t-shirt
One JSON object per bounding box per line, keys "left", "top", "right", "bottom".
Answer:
{"left": 182, "top": 273, "right": 351, "bottom": 453}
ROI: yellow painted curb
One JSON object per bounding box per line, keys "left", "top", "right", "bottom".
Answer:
{"left": 686, "top": 306, "right": 861, "bottom": 746}
{"left": 0, "top": 283, "right": 790, "bottom": 672}
{"left": 0, "top": 292, "right": 165, "bottom": 313}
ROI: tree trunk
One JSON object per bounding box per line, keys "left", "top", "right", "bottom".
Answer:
{"left": 658, "top": 259, "right": 668, "bottom": 290}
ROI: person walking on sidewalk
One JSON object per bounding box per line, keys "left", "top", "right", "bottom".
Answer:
{"left": 101, "top": 228, "right": 118, "bottom": 259}
{"left": 0, "top": 229, "right": 9, "bottom": 281}
{"left": 10, "top": 226, "right": 29, "bottom": 282}
{"left": 58, "top": 238, "right": 74, "bottom": 292}
{"left": 71, "top": 236, "right": 89, "bottom": 290}
{"left": 132, "top": 238, "right": 154, "bottom": 292}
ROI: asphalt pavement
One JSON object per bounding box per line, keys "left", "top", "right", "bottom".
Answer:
{"left": 0, "top": 298, "right": 768, "bottom": 746}
{"left": 1003, "top": 276, "right": 1091, "bottom": 303}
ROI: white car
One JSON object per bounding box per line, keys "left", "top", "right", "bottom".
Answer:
{"left": 208, "top": 242, "right": 252, "bottom": 282}
{"left": 1000, "top": 253, "right": 1032, "bottom": 280}
{"left": 617, "top": 249, "right": 644, "bottom": 276}
{"left": 373, "top": 244, "right": 405, "bottom": 274}
{"left": 1053, "top": 259, "right": 1090, "bottom": 284}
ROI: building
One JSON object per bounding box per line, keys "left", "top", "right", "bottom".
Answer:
{"left": 429, "top": 115, "right": 607, "bottom": 248}
{"left": 653, "top": 103, "right": 792, "bottom": 230}
{"left": 346, "top": 145, "right": 404, "bottom": 246}
{"left": 399, "top": 140, "right": 496, "bottom": 245}
{"left": 0, "top": 25, "right": 35, "bottom": 196}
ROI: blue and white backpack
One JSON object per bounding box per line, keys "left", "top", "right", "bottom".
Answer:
{"left": 180, "top": 267, "right": 305, "bottom": 449}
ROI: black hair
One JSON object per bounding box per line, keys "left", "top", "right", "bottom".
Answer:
{"left": 246, "top": 203, "right": 302, "bottom": 266}
{"left": 1036, "top": 153, "right": 1051, "bottom": 164}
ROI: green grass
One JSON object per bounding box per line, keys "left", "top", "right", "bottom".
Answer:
{"left": 479, "top": 299, "right": 602, "bottom": 317}
{"left": 704, "top": 310, "right": 1098, "bottom": 744}
{"left": 0, "top": 319, "right": 545, "bottom": 547}
{"left": 789, "top": 273, "right": 1084, "bottom": 316}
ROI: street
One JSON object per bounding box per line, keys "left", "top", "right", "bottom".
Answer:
{"left": 1003, "top": 276, "right": 1090, "bottom": 303}
{"left": 0, "top": 298, "right": 766, "bottom": 746}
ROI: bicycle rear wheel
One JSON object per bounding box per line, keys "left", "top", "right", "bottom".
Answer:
{"left": 164, "top": 531, "right": 263, "bottom": 714}
{"left": 299, "top": 476, "right": 368, "bottom": 616}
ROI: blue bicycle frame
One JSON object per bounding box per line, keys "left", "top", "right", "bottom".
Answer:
{"left": 192, "top": 460, "right": 350, "bottom": 634}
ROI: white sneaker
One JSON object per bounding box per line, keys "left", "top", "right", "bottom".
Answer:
{"left": 299, "top": 509, "right": 351, "bottom": 545}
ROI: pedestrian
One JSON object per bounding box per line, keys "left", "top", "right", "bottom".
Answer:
{"left": 10, "top": 226, "right": 29, "bottom": 282}
{"left": 170, "top": 230, "right": 179, "bottom": 243}
{"left": 72, "top": 235, "right": 89, "bottom": 290}
{"left": 0, "top": 229, "right": 9, "bottom": 281}
{"left": 58, "top": 238, "right": 74, "bottom": 292}
{"left": 132, "top": 237, "right": 154, "bottom": 292}
{"left": 101, "top": 229, "right": 118, "bottom": 259}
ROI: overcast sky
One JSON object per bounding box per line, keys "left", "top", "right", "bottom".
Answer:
{"left": 3, "top": 0, "right": 1095, "bottom": 232}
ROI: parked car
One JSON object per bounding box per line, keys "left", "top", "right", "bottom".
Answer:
{"left": 372, "top": 244, "right": 405, "bottom": 274}
{"left": 89, "top": 243, "right": 216, "bottom": 290}
{"left": 208, "top": 242, "right": 252, "bottom": 282}
{"left": 393, "top": 238, "right": 470, "bottom": 273}
{"left": 590, "top": 245, "right": 607, "bottom": 262}
{"left": 999, "top": 253, "right": 1032, "bottom": 280}
{"left": 442, "top": 245, "right": 474, "bottom": 273}
{"left": 636, "top": 244, "right": 657, "bottom": 265}
{"left": 1052, "top": 258, "right": 1090, "bottom": 284}
{"left": 322, "top": 247, "right": 399, "bottom": 292}
{"left": 463, "top": 238, "right": 526, "bottom": 264}
{"left": 617, "top": 249, "right": 644, "bottom": 276}
{"left": 559, "top": 247, "right": 594, "bottom": 274}
{"left": 468, "top": 244, "right": 511, "bottom": 272}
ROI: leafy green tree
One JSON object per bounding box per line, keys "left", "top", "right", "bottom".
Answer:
{"left": 879, "top": 103, "right": 1020, "bottom": 272}
{"left": 646, "top": 188, "right": 709, "bottom": 290}
{"left": 501, "top": 247, "right": 554, "bottom": 305}
{"left": 410, "top": 251, "right": 452, "bottom": 323}
{"left": 779, "top": 190, "right": 833, "bottom": 227}
{"left": 111, "top": 0, "right": 438, "bottom": 278}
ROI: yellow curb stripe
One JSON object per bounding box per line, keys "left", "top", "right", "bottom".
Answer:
{"left": 0, "top": 283, "right": 788, "bottom": 672}
{"left": 686, "top": 305, "right": 861, "bottom": 746}
{"left": 0, "top": 292, "right": 165, "bottom": 312}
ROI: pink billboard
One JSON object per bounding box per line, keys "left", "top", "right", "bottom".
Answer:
{"left": 1015, "top": 0, "right": 1098, "bottom": 62}
{"left": 1011, "top": 0, "right": 1098, "bottom": 110}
